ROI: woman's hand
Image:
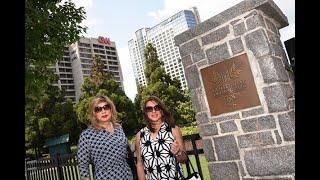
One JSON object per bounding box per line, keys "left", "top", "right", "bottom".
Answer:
{"left": 171, "top": 141, "right": 181, "bottom": 156}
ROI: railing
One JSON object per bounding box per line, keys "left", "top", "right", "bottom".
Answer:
{"left": 26, "top": 133, "right": 204, "bottom": 180}
{"left": 183, "top": 133, "right": 204, "bottom": 180}
{"left": 25, "top": 154, "right": 94, "bottom": 180}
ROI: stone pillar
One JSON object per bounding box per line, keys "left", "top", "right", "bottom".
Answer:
{"left": 174, "top": 0, "right": 294, "bottom": 179}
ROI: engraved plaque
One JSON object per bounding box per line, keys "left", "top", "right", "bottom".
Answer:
{"left": 201, "top": 53, "right": 261, "bottom": 116}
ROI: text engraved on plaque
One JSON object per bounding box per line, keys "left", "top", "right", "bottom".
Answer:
{"left": 201, "top": 53, "right": 261, "bottom": 116}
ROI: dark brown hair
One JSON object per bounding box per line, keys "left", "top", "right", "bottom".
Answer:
{"left": 143, "top": 96, "right": 175, "bottom": 132}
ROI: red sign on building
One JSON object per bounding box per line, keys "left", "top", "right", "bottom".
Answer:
{"left": 98, "top": 36, "right": 111, "bottom": 45}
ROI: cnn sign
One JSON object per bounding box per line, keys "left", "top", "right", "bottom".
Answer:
{"left": 98, "top": 36, "right": 111, "bottom": 45}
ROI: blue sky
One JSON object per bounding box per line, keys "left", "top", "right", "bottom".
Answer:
{"left": 72, "top": 0, "right": 295, "bottom": 101}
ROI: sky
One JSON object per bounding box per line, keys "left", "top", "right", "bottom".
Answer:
{"left": 71, "top": 0, "right": 295, "bottom": 101}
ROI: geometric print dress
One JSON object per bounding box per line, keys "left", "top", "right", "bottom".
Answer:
{"left": 139, "top": 122, "right": 182, "bottom": 180}
{"left": 77, "top": 126, "right": 133, "bottom": 180}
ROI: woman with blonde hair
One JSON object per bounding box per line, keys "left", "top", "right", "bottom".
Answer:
{"left": 77, "top": 95, "right": 133, "bottom": 180}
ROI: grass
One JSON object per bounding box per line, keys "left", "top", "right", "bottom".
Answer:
{"left": 181, "top": 154, "right": 211, "bottom": 180}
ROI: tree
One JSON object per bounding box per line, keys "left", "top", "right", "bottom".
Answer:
{"left": 25, "top": 0, "right": 86, "bottom": 156}
{"left": 25, "top": 85, "right": 84, "bottom": 158}
{"left": 75, "top": 55, "right": 139, "bottom": 137}
{"left": 138, "top": 43, "right": 195, "bottom": 126}
{"left": 25, "top": 0, "right": 87, "bottom": 124}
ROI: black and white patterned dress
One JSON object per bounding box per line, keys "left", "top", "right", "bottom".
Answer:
{"left": 77, "top": 126, "right": 133, "bottom": 180}
{"left": 139, "top": 122, "right": 182, "bottom": 180}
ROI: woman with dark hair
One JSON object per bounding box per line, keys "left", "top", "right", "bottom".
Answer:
{"left": 135, "top": 96, "right": 188, "bottom": 180}
{"left": 77, "top": 95, "right": 133, "bottom": 180}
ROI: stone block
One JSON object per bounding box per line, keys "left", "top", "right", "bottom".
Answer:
{"left": 233, "top": 22, "right": 246, "bottom": 36}
{"left": 265, "top": 18, "right": 279, "bottom": 35}
{"left": 214, "top": 135, "right": 240, "bottom": 160}
{"left": 229, "top": 37, "right": 244, "bottom": 55}
{"left": 190, "top": 88, "right": 207, "bottom": 112}
{"left": 199, "top": 124, "right": 218, "bottom": 137}
{"left": 241, "top": 115, "right": 276, "bottom": 132}
{"left": 271, "top": 43, "right": 284, "bottom": 57}
{"left": 244, "top": 145, "right": 295, "bottom": 176}
{"left": 280, "top": 83, "right": 293, "bottom": 99}
{"left": 244, "top": 29, "right": 271, "bottom": 57}
{"left": 288, "top": 99, "right": 295, "bottom": 110}
{"left": 238, "top": 131, "right": 275, "bottom": 148}
{"left": 179, "top": 39, "right": 201, "bottom": 57}
{"left": 263, "top": 84, "right": 289, "bottom": 113}
{"left": 185, "top": 65, "right": 200, "bottom": 90}
{"left": 202, "top": 138, "right": 216, "bottom": 162}
{"left": 238, "top": 161, "right": 246, "bottom": 177}
{"left": 201, "top": 25, "right": 230, "bottom": 45}
{"left": 209, "top": 162, "right": 240, "bottom": 180}
{"left": 258, "top": 56, "right": 289, "bottom": 83}
{"left": 274, "top": 130, "right": 282, "bottom": 144}
{"left": 267, "top": 30, "right": 277, "bottom": 43}
{"left": 181, "top": 55, "right": 192, "bottom": 68}
{"left": 246, "top": 14, "right": 266, "bottom": 30}
{"left": 230, "top": 19, "right": 241, "bottom": 25}
{"left": 220, "top": 120, "right": 238, "bottom": 133}
{"left": 206, "top": 42, "right": 231, "bottom": 64}
{"left": 278, "top": 111, "right": 295, "bottom": 141}
{"left": 196, "top": 112, "right": 209, "bottom": 124}
{"left": 174, "top": 30, "right": 196, "bottom": 46}
{"left": 241, "top": 107, "right": 264, "bottom": 118}
{"left": 192, "top": 50, "right": 205, "bottom": 63}
{"left": 196, "top": 59, "right": 208, "bottom": 68}
{"left": 212, "top": 113, "right": 240, "bottom": 122}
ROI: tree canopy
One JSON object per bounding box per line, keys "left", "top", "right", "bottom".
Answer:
{"left": 25, "top": 0, "right": 87, "bottom": 157}
{"left": 25, "top": 0, "right": 87, "bottom": 119}
{"left": 137, "top": 43, "right": 195, "bottom": 126}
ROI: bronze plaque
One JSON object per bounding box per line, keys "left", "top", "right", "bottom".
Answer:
{"left": 201, "top": 53, "right": 261, "bottom": 116}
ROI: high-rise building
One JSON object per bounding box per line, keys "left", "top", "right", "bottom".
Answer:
{"left": 50, "top": 46, "right": 77, "bottom": 102}
{"left": 128, "top": 7, "right": 201, "bottom": 89}
{"left": 52, "top": 36, "right": 124, "bottom": 102}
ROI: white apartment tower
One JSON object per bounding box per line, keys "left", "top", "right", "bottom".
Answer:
{"left": 51, "top": 46, "right": 77, "bottom": 102}
{"left": 52, "top": 36, "right": 124, "bottom": 102}
{"left": 128, "top": 7, "right": 201, "bottom": 89}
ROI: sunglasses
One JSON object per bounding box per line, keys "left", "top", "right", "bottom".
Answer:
{"left": 145, "top": 105, "right": 161, "bottom": 113}
{"left": 94, "top": 104, "right": 111, "bottom": 113}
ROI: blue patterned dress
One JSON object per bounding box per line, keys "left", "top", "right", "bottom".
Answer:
{"left": 77, "top": 125, "right": 133, "bottom": 180}
{"left": 139, "top": 122, "right": 182, "bottom": 180}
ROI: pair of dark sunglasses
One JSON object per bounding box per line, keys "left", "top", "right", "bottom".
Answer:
{"left": 94, "top": 104, "right": 111, "bottom": 113}
{"left": 145, "top": 105, "right": 161, "bottom": 113}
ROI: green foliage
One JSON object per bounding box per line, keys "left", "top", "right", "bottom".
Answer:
{"left": 75, "top": 56, "right": 139, "bottom": 137}
{"left": 25, "top": 0, "right": 86, "bottom": 155}
{"left": 182, "top": 155, "right": 211, "bottom": 180}
{"left": 137, "top": 43, "right": 196, "bottom": 126}
{"left": 25, "top": 86, "right": 84, "bottom": 157}
{"left": 180, "top": 125, "right": 199, "bottom": 136}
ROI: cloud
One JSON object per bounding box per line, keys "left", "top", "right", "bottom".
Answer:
{"left": 82, "top": 17, "right": 104, "bottom": 27}
{"left": 118, "top": 46, "right": 138, "bottom": 102}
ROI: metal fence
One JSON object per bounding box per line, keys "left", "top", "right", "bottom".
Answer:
{"left": 26, "top": 133, "right": 204, "bottom": 180}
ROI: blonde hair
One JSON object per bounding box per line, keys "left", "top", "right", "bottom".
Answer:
{"left": 88, "top": 95, "right": 118, "bottom": 130}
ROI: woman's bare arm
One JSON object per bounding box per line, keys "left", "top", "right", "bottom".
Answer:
{"left": 172, "top": 126, "right": 188, "bottom": 163}
{"left": 135, "top": 132, "right": 146, "bottom": 180}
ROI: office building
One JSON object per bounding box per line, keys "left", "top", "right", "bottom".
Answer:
{"left": 52, "top": 36, "right": 124, "bottom": 102}
{"left": 128, "top": 7, "right": 201, "bottom": 88}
